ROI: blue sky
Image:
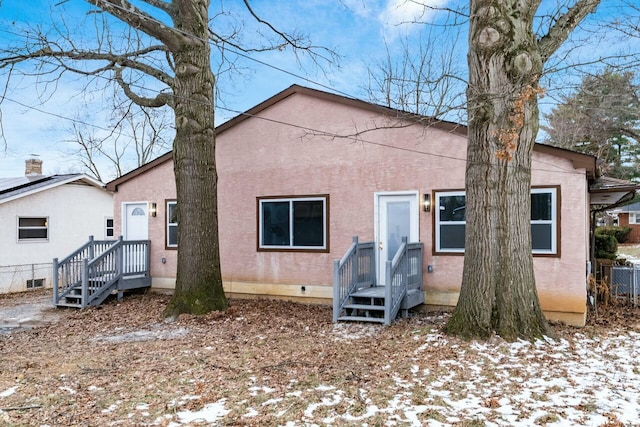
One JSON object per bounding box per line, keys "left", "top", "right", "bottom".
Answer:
{"left": 0, "top": 0, "right": 636, "bottom": 179}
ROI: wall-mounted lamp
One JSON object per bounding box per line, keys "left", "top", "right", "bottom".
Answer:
{"left": 149, "top": 202, "right": 157, "bottom": 217}
{"left": 422, "top": 194, "right": 431, "bottom": 212}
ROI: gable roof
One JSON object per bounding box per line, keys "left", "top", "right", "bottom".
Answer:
{"left": 106, "top": 84, "right": 599, "bottom": 191}
{"left": 0, "top": 174, "right": 107, "bottom": 205}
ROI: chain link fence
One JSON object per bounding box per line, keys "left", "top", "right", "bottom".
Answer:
{"left": 609, "top": 264, "right": 640, "bottom": 305}
{"left": 0, "top": 263, "right": 52, "bottom": 294}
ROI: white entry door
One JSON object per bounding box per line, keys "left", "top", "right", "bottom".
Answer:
{"left": 375, "top": 192, "right": 419, "bottom": 286}
{"left": 123, "top": 203, "right": 149, "bottom": 241}
{"left": 122, "top": 202, "right": 149, "bottom": 274}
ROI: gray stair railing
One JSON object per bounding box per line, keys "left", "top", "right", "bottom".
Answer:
{"left": 333, "top": 236, "right": 376, "bottom": 322}
{"left": 384, "top": 237, "right": 423, "bottom": 325}
{"left": 53, "top": 236, "right": 151, "bottom": 308}
{"left": 53, "top": 236, "right": 118, "bottom": 306}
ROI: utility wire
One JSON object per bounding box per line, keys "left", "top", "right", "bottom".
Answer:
{"left": 0, "top": 7, "right": 585, "bottom": 177}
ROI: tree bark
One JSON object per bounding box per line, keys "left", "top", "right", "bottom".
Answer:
{"left": 163, "top": 0, "right": 228, "bottom": 317}
{"left": 444, "top": 1, "right": 556, "bottom": 341}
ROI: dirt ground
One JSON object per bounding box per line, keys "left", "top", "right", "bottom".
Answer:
{"left": 0, "top": 290, "right": 59, "bottom": 334}
{"left": 0, "top": 289, "right": 638, "bottom": 426}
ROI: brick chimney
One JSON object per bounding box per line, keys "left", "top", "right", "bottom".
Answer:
{"left": 25, "top": 158, "right": 43, "bottom": 176}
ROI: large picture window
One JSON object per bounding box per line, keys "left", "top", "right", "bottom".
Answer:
{"left": 435, "top": 187, "right": 559, "bottom": 255}
{"left": 258, "top": 195, "right": 328, "bottom": 251}
{"left": 17, "top": 217, "right": 48, "bottom": 241}
{"left": 166, "top": 201, "right": 178, "bottom": 248}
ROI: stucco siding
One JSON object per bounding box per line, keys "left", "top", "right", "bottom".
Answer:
{"left": 111, "top": 159, "right": 177, "bottom": 280}
{"left": 111, "top": 89, "right": 590, "bottom": 325}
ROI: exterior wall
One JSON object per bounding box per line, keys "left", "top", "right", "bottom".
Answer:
{"left": 111, "top": 159, "right": 177, "bottom": 285}
{"left": 617, "top": 213, "right": 640, "bottom": 243}
{"left": 112, "top": 91, "right": 590, "bottom": 326}
{"left": 0, "top": 183, "right": 113, "bottom": 293}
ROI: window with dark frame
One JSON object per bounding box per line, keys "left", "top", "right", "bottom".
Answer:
{"left": 258, "top": 196, "right": 328, "bottom": 251}
{"left": 105, "top": 218, "right": 114, "bottom": 238}
{"left": 17, "top": 217, "right": 48, "bottom": 241}
{"left": 167, "top": 201, "right": 178, "bottom": 248}
{"left": 435, "top": 188, "right": 558, "bottom": 255}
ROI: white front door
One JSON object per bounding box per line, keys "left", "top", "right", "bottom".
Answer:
{"left": 375, "top": 192, "right": 419, "bottom": 286}
{"left": 123, "top": 202, "right": 149, "bottom": 241}
{"left": 122, "top": 202, "right": 149, "bottom": 274}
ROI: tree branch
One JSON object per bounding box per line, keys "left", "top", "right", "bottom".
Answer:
{"left": 86, "top": 0, "right": 187, "bottom": 49}
{"left": 537, "top": 0, "right": 601, "bottom": 61}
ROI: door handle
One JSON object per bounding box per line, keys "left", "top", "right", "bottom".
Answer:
{"left": 379, "top": 241, "right": 383, "bottom": 250}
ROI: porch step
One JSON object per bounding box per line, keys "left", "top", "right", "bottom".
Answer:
{"left": 55, "top": 302, "right": 83, "bottom": 309}
{"left": 337, "top": 316, "right": 385, "bottom": 324}
{"left": 343, "top": 304, "right": 385, "bottom": 311}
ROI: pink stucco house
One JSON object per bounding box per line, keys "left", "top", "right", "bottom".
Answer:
{"left": 105, "top": 85, "right": 632, "bottom": 327}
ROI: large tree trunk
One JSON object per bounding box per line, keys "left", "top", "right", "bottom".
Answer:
{"left": 444, "top": 1, "right": 550, "bottom": 340}
{"left": 163, "top": 0, "right": 228, "bottom": 317}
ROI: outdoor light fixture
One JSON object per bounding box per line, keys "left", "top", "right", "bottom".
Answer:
{"left": 423, "top": 194, "right": 431, "bottom": 212}
{"left": 149, "top": 202, "right": 157, "bottom": 217}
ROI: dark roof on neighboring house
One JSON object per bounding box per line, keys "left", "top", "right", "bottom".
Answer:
{"left": 106, "top": 84, "right": 599, "bottom": 191}
{"left": 610, "top": 200, "right": 640, "bottom": 213}
{"left": 0, "top": 174, "right": 106, "bottom": 204}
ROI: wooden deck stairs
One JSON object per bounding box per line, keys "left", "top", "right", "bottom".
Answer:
{"left": 333, "top": 236, "right": 424, "bottom": 325}
{"left": 53, "top": 236, "right": 151, "bottom": 309}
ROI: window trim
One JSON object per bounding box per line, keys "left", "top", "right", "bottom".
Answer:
{"left": 17, "top": 216, "right": 49, "bottom": 242}
{"left": 257, "top": 194, "right": 330, "bottom": 252}
{"left": 166, "top": 199, "right": 178, "bottom": 249}
{"left": 433, "top": 186, "right": 560, "bottom": 257}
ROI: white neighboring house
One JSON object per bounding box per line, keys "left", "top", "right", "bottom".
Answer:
{"left": 0, "top": 159, "right": 113, "bottom": 293}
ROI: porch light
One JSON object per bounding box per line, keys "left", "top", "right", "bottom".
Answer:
{"left": 149, "top": 202, "right": 157, "bottom": 217}
{"left": 423, "top": 194, "right": 431, "bottom": 212}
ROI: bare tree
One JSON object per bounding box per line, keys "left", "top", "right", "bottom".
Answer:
{"left": 63, "top": 91, "right": 173, "bottom": 181}
{"left": 0, "top": 0, "right": 334, "bottom": 317}
{"left": 443, "top": 0, "right": 601, "bottom": 341}
{"left": 66, "top": 96, "right": 173, "bottom": 181}
{"left": 364, "top": 26, "right": 467, "bottom": 123}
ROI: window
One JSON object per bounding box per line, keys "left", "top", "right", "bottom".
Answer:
{"left": 26, "top": 278, "right": 44, "bottom": 289}
{"left": 17, "top": 217, "right": 48, "bottom": 241}
{"left": 434, "top": 187, "right": 559, "bottom": 255}
{"left": 435, "top": 191, "right": 466, "bottom": 253}
{"left": 258, "top": 195, "right": 328, "bottom": 251}
{"left": 630, "top": 212, "right": 640, "bottom": 225}
{"left": 167, "top": 201, "right": 178, "bottom": 248}
{"left": 105, "top": 218, "right": 114, "bottom": 238}
{"left": 530, "top": 188, "right": 557, "bottom": 254}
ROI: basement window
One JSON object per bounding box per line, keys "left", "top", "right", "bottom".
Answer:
{"left": 26, "top": 278, "right": 44, "bottom": 289}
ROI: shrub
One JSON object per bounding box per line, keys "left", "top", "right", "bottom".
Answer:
{"left": 596, "top": 226, "right": 633, "bottom": 243}
{"left": 594, "top": 233, "right": 618, "bottom": 260}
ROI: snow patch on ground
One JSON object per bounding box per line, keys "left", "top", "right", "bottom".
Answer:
{"left": 0, "top": 386, "right": 18, "bottom": 398}
{"left": 171, "top": 399, "right": 229, "bottom": 425}
{"left": 331, "top": 322, "right": 381, "bottom": 341}
{"left": 91, "top": 325, "right": 189, "bottom": 343}
{"left": 168, "top": 327, "right": 640, "bottom": 426}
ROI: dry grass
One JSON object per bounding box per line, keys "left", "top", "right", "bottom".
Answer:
{"left": 0, "top": 290, "right": 639, "bottom": 426}
{"left": 617, "top": 243, "right": 640, "bottom": 259}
